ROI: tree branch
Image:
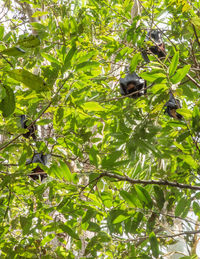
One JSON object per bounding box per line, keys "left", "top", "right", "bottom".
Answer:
{"left": 192, "top": 24, "right": 200, "bottom": 49}
{"left": 84, "top": 172, "right": 200, "bottom": 191}
{"left": 113, "top": 230, "right": 200, "bottom": 244}
{"left": 186, "top": 73, "right": 200, "bottom": 89}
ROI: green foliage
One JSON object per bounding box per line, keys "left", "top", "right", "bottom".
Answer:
{"left": 0, "top": 84, "right": 15, "bottom": 117}
{"left": 0, "top": 0, "right": 200, "bottom": 258}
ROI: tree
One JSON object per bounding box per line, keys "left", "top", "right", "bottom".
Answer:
{"left": 0, "top": 0, "right": 200, "bottom": 258}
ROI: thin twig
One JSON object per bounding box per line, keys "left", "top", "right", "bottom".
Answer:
{"left": 186, "top": 73, "right": 200, "bottom": 89}
{"left": 191, "top": 24, "right": 200, "bottom": 48}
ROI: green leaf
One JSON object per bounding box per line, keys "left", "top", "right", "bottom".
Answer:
{"left": 175, "top": 197, "right": 187, "bottom": 217}
{"left": 32, "top": 11, "right": 48, "bottom": 17}
{"left": 41, "top": 234, "right": 55, "bottom": 246}
{"left": 63, "top": 45, "right": 77, "bottom": 71}
{"left": 37, "top": 119, "right": 52, "bottom": 125}
{"left": 171, "top": 65, "right": 191, "bottom": 84}
{"left": 0, "top": 85, "right": 15, "bottom": 117}
{"left": 82, "top": 102, "right": 104, "bottom": 112}
{"left": 41, "top": 53, "right": 61, "bottom": 65}
{"left": 76, "top": 61, "right": 100, "bottom": 71}
{"left": 0, "top": 26, "right": 4, "bottom": 40}
{"left": 120, "top": 190, "right": 137, "bottom": 207}
{"left": 130, "top": 212, "right": 143, "bottom": 233}
{"left": 154, "top": 186, "right": 165, "bottom": 210}
{"left": 176, "top": 108, "right": 192, "bottom": 119}
{"left": 59, "top": 160, "right": 72, "bottom": 181}
{"left": 191, "top": 17, "right": 200, "bottom": 29}
{"left": 169, "top": 51, "right": 179, "bottom": 77}
{"left": 48, "top": 163, "right": 61, "bottom": 179}
{"left": 89, "top": 145, "right": 99, "bottom": 167}
{"left": 82, "top": 209, "right": 96, "bottom": 224}
{"left": 113, "top": 214, "right": 130, "bottom": 224}
{"left": 147, "top": 213, "right": 157, "bottom": 233}
{"left": 17, "top": 35, "right": 41, "bottom": 48}
{"left": 1, "top": 47, "right": 25, "bottom": 56}
{"left": 59, "top": 224, "right": 80, "bottom": 240}
{"left": 193, "top": 201, "right": 200, "bottom": 217}
{"left": 178, "top": 154, "right": 198, "bottom": 169}
{"left": 54, "top": 107, "right": 64, "bottom": 125}
{"left": 48, "top": 161, "right": 72, "bottom": 181}
{"left": 130, "top": 53, "right": 140, "bottom": 72}
{"left": 149, "top": 232, "right": 159, "bottom": 258}
{"left": 135, "top": 185, "right": 153, "bottom": 209}
{"left": 139, "top": 72, "right": 166, "bottom": 82}
{"left": 7, "top": 69, "right": 51, "bottom": 91}
{"left": 20, "top": 216, "right": 32, "bottom": 235}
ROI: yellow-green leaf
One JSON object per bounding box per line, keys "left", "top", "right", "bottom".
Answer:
{"left": 171, "top": 65, "right": 191, "bottom": 84}
{"left": 17, "top": 35, "right": 40, "bottom": 48}
{"left": 82, "top": 102, "right": 104, "bottom": 112}
{"left": 1, "top": 47, "right": 25, "bottom": 56}
{"left": 169, "top": 51, "right": 179, "bottom": 77}
{"left": 7, "top": 69, "right": 51, "bottom": 92}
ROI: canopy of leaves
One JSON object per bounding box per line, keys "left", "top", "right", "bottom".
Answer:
{"left": 0, "top": 0, "right": 200, "bottom": 258}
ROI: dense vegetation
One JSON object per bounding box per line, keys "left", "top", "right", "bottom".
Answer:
{"left": 0, "top": 0, "right": 200, "bottom": 258}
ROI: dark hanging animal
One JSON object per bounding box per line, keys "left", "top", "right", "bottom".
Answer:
{"left": 164, "top": 93, "right": 183, "bottom": 120}
{"left": 142, "top": 29, "right": 166, "bottom": 62}
{"left": 120, "top": 72, "right": 147, "bottom": 98}
{"left": 20, "top": 115, "right": 37, "bottom": 140}
{"left": 26, "top": 153, "right": 49, "bottom": 180}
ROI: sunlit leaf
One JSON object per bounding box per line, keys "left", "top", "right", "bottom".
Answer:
{"left": 1, "top": 47, "right": 25, "bottom": 56}
{"left": 82, "top": 102, "right": 104, "bottom": 112}
{"left": 7, "top": 69, "right": 51, "bottom": 91}
{"left": 17, "top": 35, "right": 41, "bottom": 48}
{"left": 169, "top": 51, "right": 179, "bottom": 77}
{"left": 171, "top": 65, "right": 191, "bottom": 84}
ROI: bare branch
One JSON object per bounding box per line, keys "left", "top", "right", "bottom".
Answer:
{"left": 192, "top": 24, "right": 200, "bottom": 49}
{"left": 186, "top": 73, "right": 200, "bottom": 89}
{"left": 83, "top": 172, "right": 200, "bottom": 191}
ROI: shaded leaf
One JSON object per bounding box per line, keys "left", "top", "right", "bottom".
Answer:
{"left": 135, "top": 185, "right": 153, "bottom": 209}
{"left": 154, "top": 186, "right": 165, "bottom": 210}
{"left": 59, "top": 223, "right": 80, "bottom": 240}
{"left": 149, "top": 232, "right": 159, "bottom": 258}
{"left": 0, "top": 85, "right": 15, "bottom": 117}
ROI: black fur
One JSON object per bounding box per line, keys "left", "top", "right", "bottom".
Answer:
{"left": 164, "top": 93, "right": 183, "bottom": 120}
{"left": 120, "top": 72, "right": 147, "bottom": 98}
{"left": 20, "top": 115, "right": 36, "bottom": 140}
